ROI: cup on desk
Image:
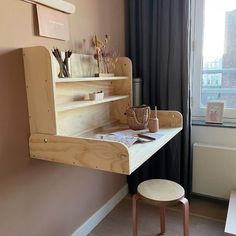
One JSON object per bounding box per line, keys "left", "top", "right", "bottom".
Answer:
{"left": 148, "top": 117, "right": 159, "bottom": 133}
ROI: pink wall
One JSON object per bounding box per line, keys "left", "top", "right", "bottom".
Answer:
{"left": 0, "top": 0, "right": 126, "bottom": 235}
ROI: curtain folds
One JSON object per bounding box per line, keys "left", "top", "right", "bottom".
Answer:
{"left": 126, "top": 0, "right": 192, "bottom": 198}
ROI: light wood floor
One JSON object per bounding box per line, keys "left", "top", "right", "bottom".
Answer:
{"left": 89, "top": 195, "right": 228, "bottom": 236}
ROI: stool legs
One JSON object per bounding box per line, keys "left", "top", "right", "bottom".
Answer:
{"left": 180, "top": 198, "right": 189, "bottom": 236}
{"left": 159, "top": 206, "right": 166, "bottom": 235}
{"left": 132, "top": 195, "right": 189, "bottom": 236}
{"left": 132, "top": 194, "right": 140, "bottom": 236}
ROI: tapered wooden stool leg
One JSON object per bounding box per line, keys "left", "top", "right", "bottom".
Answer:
{"left": 159, "top": 206, "right": 166, "bottom": 235}
{"left": 132, "top": 194, "right": 140, "bottom": 236}
{"left": 180, "top": 198, "right": 189, "bottom": 236}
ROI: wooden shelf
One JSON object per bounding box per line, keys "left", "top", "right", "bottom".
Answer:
{"left": 56, "top": 95, "right": 129, "bottom": 112}
{"left": 54, "top": 76, "right": 128, "bottom": 82}
{"left": 23, "top": 46, "right": 182, "bottom": 175}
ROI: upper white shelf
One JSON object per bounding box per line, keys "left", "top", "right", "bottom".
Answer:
{"left": 23, "top": 0, "right": 76, "bottom": 14}
{"left": 56, "top": 95, "right": 129, "bottom": 112}
{"left": 54, "top": 76, "right": 129, "bottom": 83}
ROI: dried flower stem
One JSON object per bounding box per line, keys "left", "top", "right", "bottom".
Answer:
{"left": 94, "top": 35, "right": 100, "bottom": 73}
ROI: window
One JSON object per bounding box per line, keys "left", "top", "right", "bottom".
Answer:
{"left": 192, "top": 0, "right": 236, "bottom": 120}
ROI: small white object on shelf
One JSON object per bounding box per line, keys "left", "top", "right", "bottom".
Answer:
{"left": 89, "top": 92, "right": 104, "bottom": 101}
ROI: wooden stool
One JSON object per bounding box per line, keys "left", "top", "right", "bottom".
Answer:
{"left": 132, "top": 179, "right": 189, "bottom": 236}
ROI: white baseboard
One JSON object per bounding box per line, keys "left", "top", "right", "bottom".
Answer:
{"left": 71, "top": 184, "right": 128, "bottom": 236}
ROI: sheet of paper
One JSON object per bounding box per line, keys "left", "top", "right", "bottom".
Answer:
{"left": 112, "top": 129, "right": 164, "bottom": 140}
{"left": 95, "top": 134, "right": 138, "bottom": 148}
{"left": 112, "top": 129, "right": 139, "bottom": 137}
{"left": 95, "top": 129, "right": 164, "bottom": 147}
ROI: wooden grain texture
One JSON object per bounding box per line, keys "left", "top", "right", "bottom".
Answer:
{"left": 23, "top": 46, "right": 183, "bottom": 175}
{"left": 137, "top": 179, "right": 185, "bottom": 206}
{"left": 29, "top": 126, "right": 182, "bottom": 175}
{"left": 225, "top": 191, "right": 236, "bottom": 235}
{"left": 55, "top": 76, "right": 128, "bottom": 83}
{"left": 29, "top": 133, "right": 130, "bottom": 175}
{"left": 52, "top": 53, "right": 132, "bottom": 135}
{"left": 153, "top": 110, "right": 183, "bottom": 128}
{"left": 80, "top": 120, "right": 125, "bottom": 137}
{"left": 56, "top": 95, "right": 128, "bottom": 112}
{"left": 111, "top": 57, "right": 133, "bottom": 124}
{"left": 128, "top": 127, "right": 182, "bottom": 174}
{"left": 57, "top": 104, "right": 112, "bottom": 136}
{"left": 23, "top": 47, "right": 132, "bottom": 137}
{"left": 55, "top": 80, "right": 114, "bottom": 105}
{"left": 23, "top": 47, "right": 57, "bottom": 135}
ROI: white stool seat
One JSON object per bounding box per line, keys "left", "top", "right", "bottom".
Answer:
{"left": 137, "top": 179, "right": 185, "bottom": 206}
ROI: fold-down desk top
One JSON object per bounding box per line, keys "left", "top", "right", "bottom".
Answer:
{"left": 29, "top": 111, "right": 182, "bottom": 175}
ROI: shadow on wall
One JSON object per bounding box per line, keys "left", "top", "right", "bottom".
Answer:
{"left": 0, "top": 48, "right": 31, "bottom": 179}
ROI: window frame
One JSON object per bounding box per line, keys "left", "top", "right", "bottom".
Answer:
{"left": 191, "top": 0, "right": 236, "bottom": 121}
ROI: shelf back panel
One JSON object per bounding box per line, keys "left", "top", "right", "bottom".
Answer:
{"left": 57, "top": 103, "right": 112, "bottom": 136}
{"left": 111, "top": 57, "right": 133, "bottom": 123}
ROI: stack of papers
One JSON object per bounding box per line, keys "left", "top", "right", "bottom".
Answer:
{"left": 95, "top": 129, "right": 164, "bottom": 148}
{"left": 95, "top": 133, "right": 138, "bottom": 147}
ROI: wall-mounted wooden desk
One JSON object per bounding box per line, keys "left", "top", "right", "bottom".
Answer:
{"left": 23, "top": 47, "right": 182, "bottom": 175}
{"left": 29, "top": 111, "right": 182, "bottom": 175}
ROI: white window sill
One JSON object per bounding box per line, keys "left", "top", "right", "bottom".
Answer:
{"left": 192, "top": 120, "right": 236, "bottom": 128}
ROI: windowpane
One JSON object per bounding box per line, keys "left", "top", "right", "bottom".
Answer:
{"left": 201, "top": 0, "right": 236, "bottom": 108}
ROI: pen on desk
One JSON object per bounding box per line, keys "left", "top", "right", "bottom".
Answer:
{"left": 137, "top": 133, "right": 156, "bottom": 140}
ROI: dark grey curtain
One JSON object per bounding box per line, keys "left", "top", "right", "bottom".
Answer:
{"left": 126, "top": 0, "right": 192, "bottom": 197}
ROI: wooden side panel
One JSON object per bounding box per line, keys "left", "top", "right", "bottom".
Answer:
{"left": 111, "top": 57, "right": 133, "bottom": 124}
{"left": 29, "top": 134, "right": 130, "bottom": 174}
{"left": 154, "top": 111, "right": 183, "bottom": 128}
{"left": 23, "top": 47, "right": 57, "bottom": 134}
